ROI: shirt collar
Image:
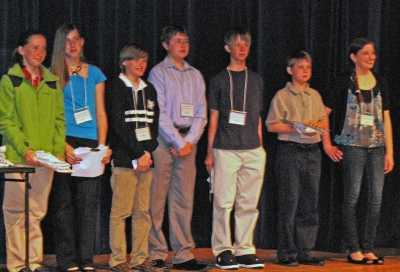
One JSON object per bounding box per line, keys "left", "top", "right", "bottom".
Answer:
{"left": 119, "top": 73, "right": 147, "bottom": 90}
{"left": 21, "top": 67, "right": 43, "bottom": 81}
{"left": 161, "top": 56, "right": 193, "bottom": 71}
{"left": 286, "top": 82, "right": 311, "bottom": 95}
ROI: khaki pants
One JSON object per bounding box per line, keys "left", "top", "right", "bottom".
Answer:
{"left": 3, "top": 167, "right": 54, "bottom": 272}
{"left": 211, "top": 147, "right": 266, "bottom": 257}
{"left": 148, "top": 135, "right": 197, "bottom": 264}
{"left": 109, "top": 166, "right": 153, "bottom": 268}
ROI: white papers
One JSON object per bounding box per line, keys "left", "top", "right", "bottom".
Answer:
{"left": 72, "top": 146, "right": 108, "bottom": 177}
{"left": 0, "top": 146, "right": 13, "bottom": 167}
{"left": 281, "top": 119, "right": 327, "bottom": 135}
{"left": 35, "top": 151, "right": 72, "bottom": 173}
{"left": 132, "top": 159, "right": 138, "bottom": 170}
{"left": 206, "top": 168, "right": 215, "bottom": 202}
{"left": 206, "top": 168, "right": 214, "bottom": 193}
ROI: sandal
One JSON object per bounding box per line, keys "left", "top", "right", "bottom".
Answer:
{"left": 372, "top": 256, "right": 384, "bottom": 265}
{"left": 363, "top": 252, "right": 384, "bottom": 265}
{"left": 347, "top": 255, "right": 372, "bottom": 265}
{"left": 82, "top": 267, "right": 96, "bottom": 272}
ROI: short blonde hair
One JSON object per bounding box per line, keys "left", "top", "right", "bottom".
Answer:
{"left": 119, "top": 43, "right": 148, "bottom": 72}
{"left": 224, "top": 28, "right": 251, "bottom": 47}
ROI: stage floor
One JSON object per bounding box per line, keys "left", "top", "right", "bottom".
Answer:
{"left": 2, "top": 248, "right": 400, "bottom": 271}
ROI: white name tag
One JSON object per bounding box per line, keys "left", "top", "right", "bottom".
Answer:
{"left": 181, "top": 103, "right": 194, "bottom": 117}
{"left": 360, "top": 114, "right": 374, "bottom": 126}
{"left": 135, "top": 127, "right": 152, "bottom": 141}
{"left": 74, "top": 107, "right": 92, "bottom": 124}
{"left": 229, "top": 110, "right": 247, "bottom": 125}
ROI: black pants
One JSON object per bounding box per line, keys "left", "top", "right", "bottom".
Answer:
{"left": 50, "top": 136, "right": 100, "bottom": 270}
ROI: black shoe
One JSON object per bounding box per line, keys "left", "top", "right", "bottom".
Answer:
{"left": 18, "top": 268, "right": 31, "bottom": 272}
{"left": 235, "top": 254, "right": 264, "bottom": 269}
{"left": 216, "top": 250, "right": 238, "bottom": 270}
{"left": 298, "top": 257, "right": 325, "bottom": 266}
{"left": 278, "top": 257, "right": 299, "bottom": 267}
{"left": 347, "top": 255, "right": 372, "bottom": 265}
{"left": 172, "top": 259, "right": 207, "bottom": 271}
{"left": 150, "top": 259, "right": 168, "bottom": 269}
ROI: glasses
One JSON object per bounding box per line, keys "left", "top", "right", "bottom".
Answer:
{"left": 171, "top": 39, "right": 189, "bottom": 45}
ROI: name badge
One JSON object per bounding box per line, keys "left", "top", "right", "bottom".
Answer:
{"left": 181, "top": 103, "right": 194, "bottom": 117}
{"left": 74, "top": 107, "right": 92, "bottom": 124}
{"left": 360, "top": 114, "right": 374, "bottom": 126}
{"left": 229, "top": 110, "right": 247, "bottom": 125}
{"left": 135, "top": 127, "right": 152, "bottom": 141}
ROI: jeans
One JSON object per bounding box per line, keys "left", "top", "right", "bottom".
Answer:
{"left": 275, "top": 141, "right": 321, "bottom": 262}
{"left": 340, "top": 145, "right": 385, "bottom": 254}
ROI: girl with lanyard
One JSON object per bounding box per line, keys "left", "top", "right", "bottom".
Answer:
{"left": 49, "top": 24, "right": 111, "bottom": 272}
{"left": 0, "top": 29, "right": 66, "bottom": 272}
{"left": 323, "top": 38, "right": 394, "bottom": 265}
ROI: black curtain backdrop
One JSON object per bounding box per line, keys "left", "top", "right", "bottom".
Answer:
{"left": 1, "top": 0, "right": 400, "bottom": 262}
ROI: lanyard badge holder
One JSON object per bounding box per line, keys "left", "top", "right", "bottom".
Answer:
{"left": 359, "top": 89, "right": 375, "bottom": 127}
{"left": 74, "top": 107, "right": 92, "bottom": 124}
{"left": 228, "top": 68, "right": 248, "bottom": 126}
{"left": 132, "top": 88, "right": 152, "bottom": 141}
{"left": 172, "top": 68, "right": 195, "bottom": 118}
{"left": 229, "top": 110, "right": 247, "bottom": 125}
{"left": 70, "top": 78, "right": 92, "bottom": 124}
{"left": 181, "top": 103, "right": 194, "bottom": 117}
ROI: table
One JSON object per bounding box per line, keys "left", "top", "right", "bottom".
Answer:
{"left": 0, "top": 165, "right": 35, "bottom": 270}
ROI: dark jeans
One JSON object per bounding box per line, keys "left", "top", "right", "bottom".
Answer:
{"left": 275, "top": 141, "right": 321, "bottom": 262}
{"left": 50, "top": 136, "right": 100, "bottom": 270}
{"left": 340, "top": 145, "right": 385, "bottom": 254}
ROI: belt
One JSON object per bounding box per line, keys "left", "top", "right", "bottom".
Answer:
{"left": 175, "top": 125, "right": 191, "bottom": 134}
{"left": 279, "top": 140, "right": 319, "bottom": 148}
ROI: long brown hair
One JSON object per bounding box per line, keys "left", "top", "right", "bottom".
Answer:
{"left": 348, "top": 38, "right": 374, "bottom": 103}
{"left": 51, "top": 24, "right": 85, "bottom": 88}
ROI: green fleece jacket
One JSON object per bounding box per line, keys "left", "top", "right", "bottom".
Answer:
{"left": 0, "top": 63, "right": 66, "bottom": 164}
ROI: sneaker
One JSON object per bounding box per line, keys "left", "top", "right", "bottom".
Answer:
{"left": 110, "top": 263, "right": 129, "bottom": 272}
{"left": 172, "top": 259, "right": 208, "bottom": 271}
{"left": 278, "top": 257, "right": 299, "bottom": 267}
{"left": 235, "top": 254, "right": 264, "bottom": 269}
{"left": 216, "top": 250, "right": 238, "bottom": 270}
{"left": 132, "top": 260, "right": 164, "bottom": 272}
{"left": 150, "top": 260, "right": 167, "bottom": 269}
{"left": 298, "top": 257, "right": 325, "bottom": 266}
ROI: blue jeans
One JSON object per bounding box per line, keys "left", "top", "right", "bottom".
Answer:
{"left": 340, "top": 145, "right": 385, "bottom": 254}
{"left": 275, "top": 141, "right": 321, "bottom": 262}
